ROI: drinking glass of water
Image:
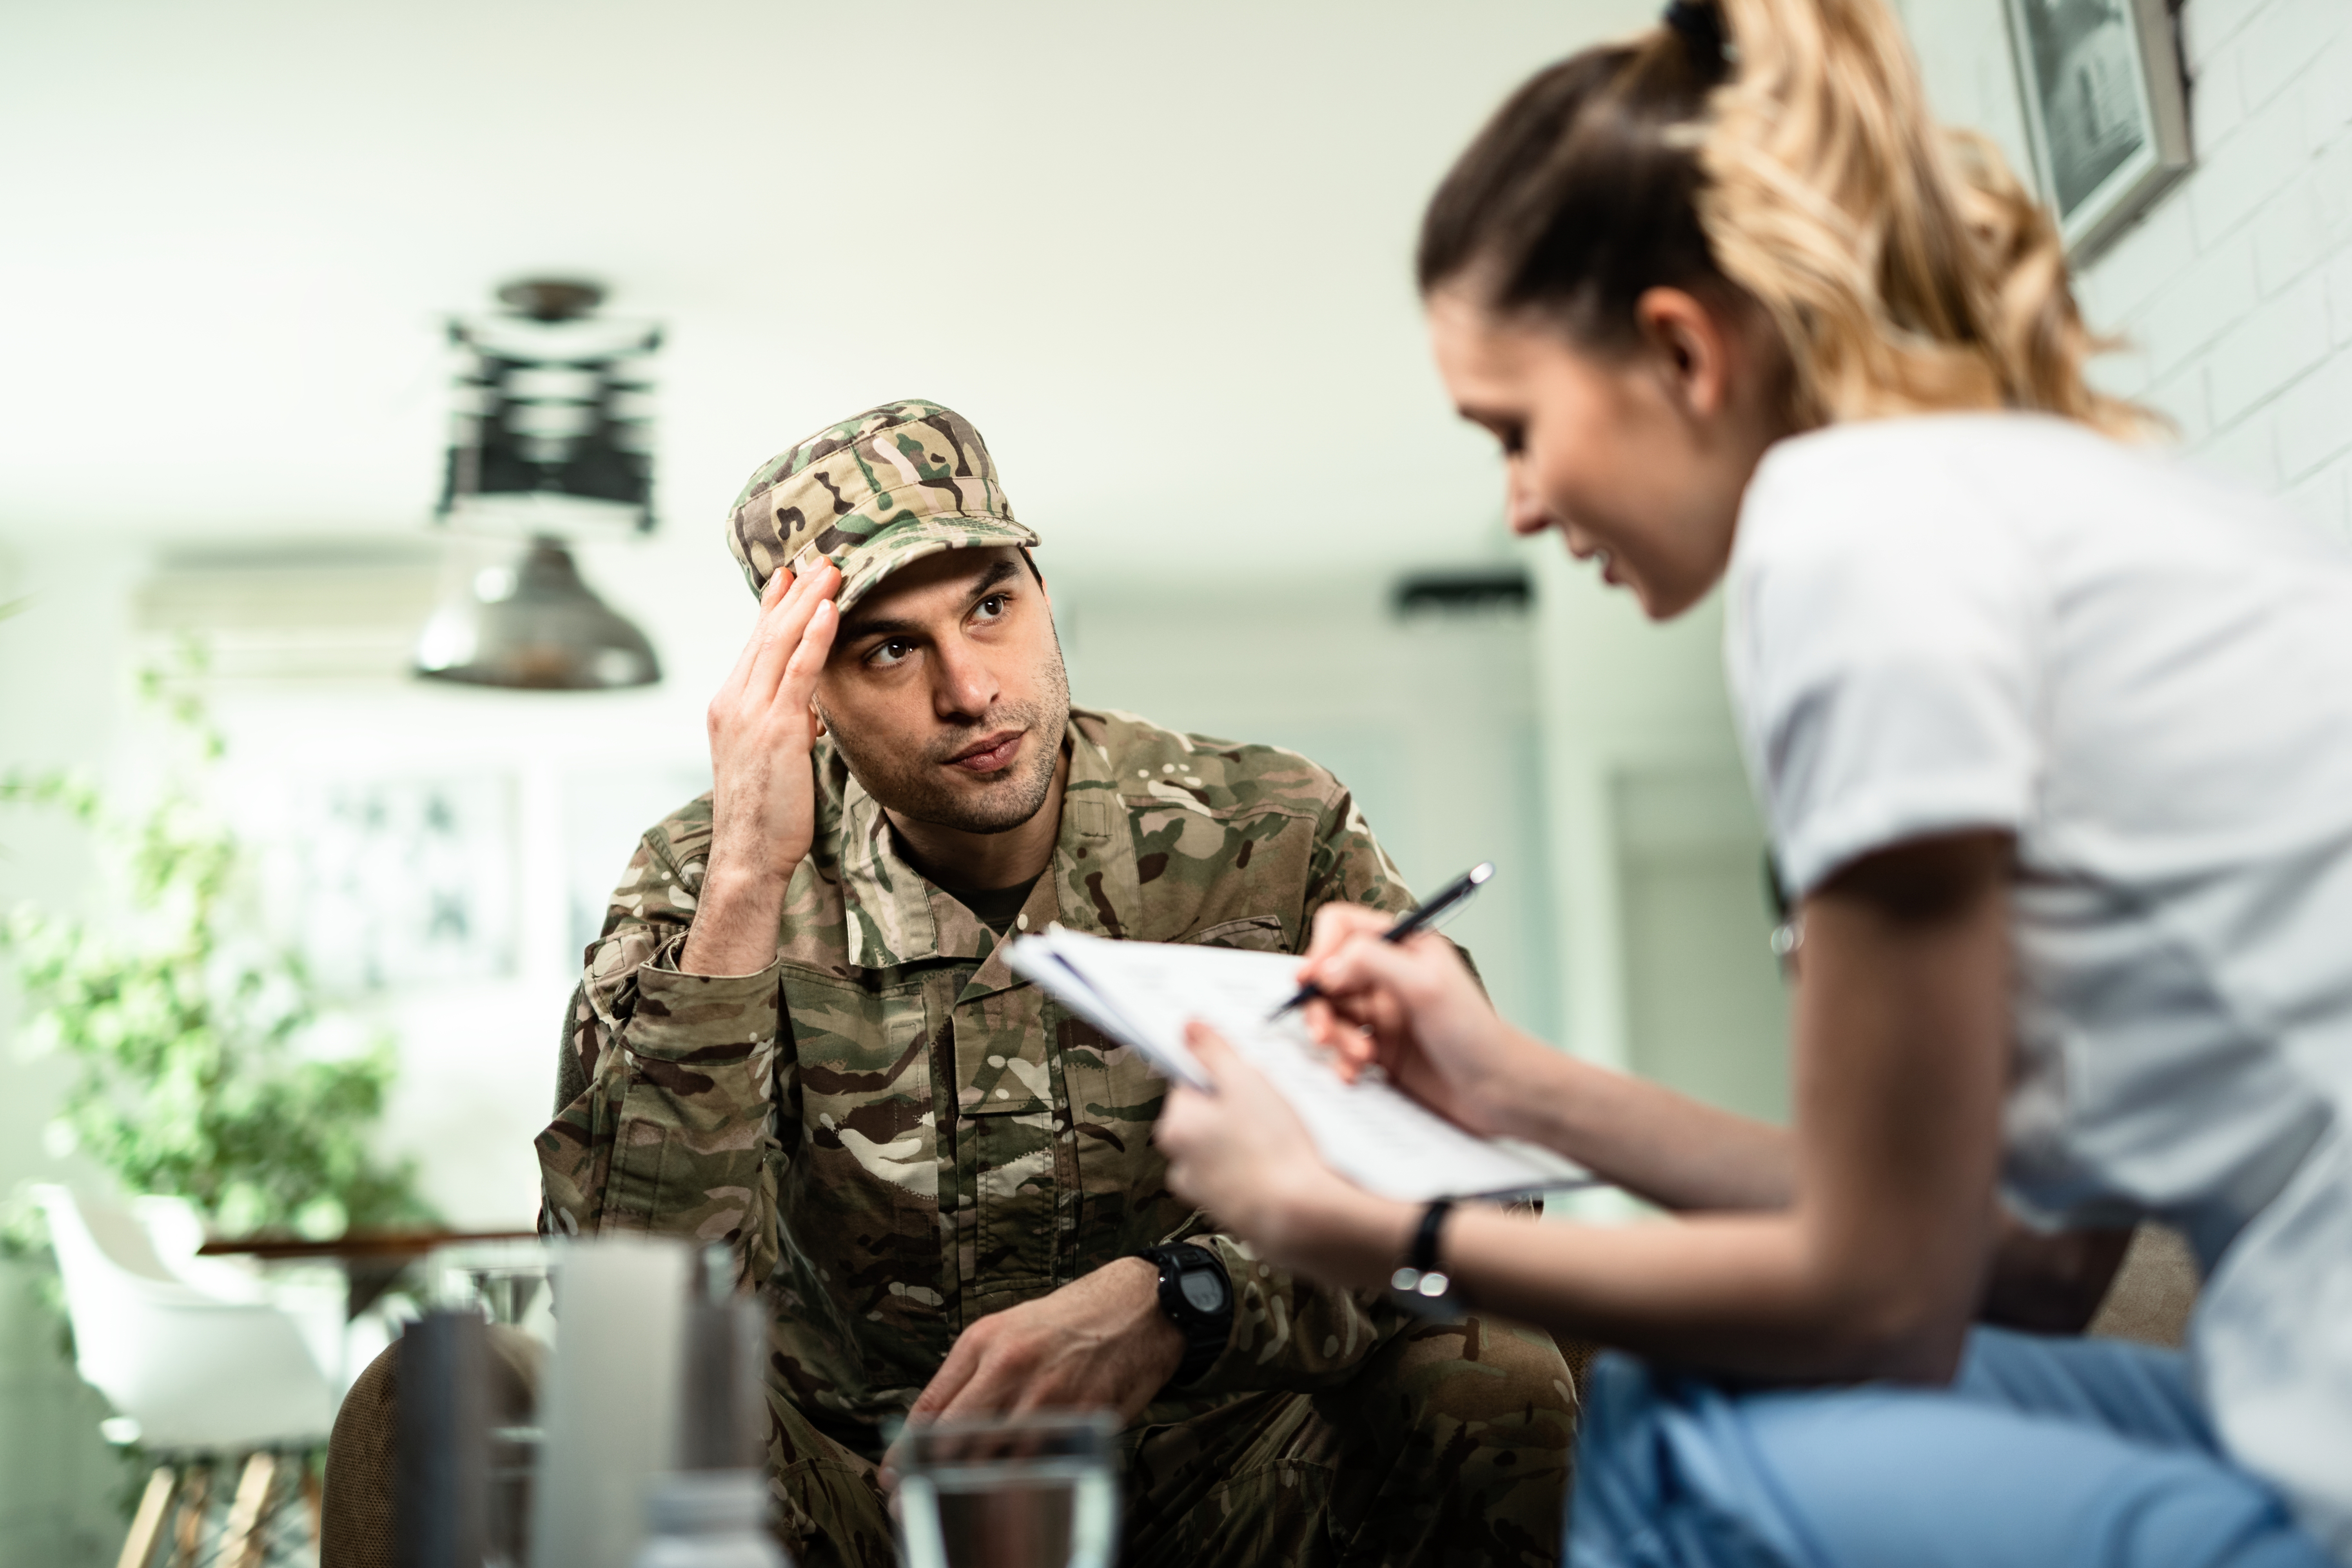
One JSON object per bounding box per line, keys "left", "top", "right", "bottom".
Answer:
{"left": 893, "top": 1409, "right": 1120, "bottom": 1568}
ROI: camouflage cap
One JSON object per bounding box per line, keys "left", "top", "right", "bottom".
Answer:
{"left": 724, "top": 400, "right": 1039, "bottom": 612}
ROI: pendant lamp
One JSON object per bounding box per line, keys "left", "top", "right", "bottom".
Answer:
{"left": 414, "top": 535, "right": 660, "bottom": 690}
{"left": 415, "top": 278, "right": 664, "bottom": 691}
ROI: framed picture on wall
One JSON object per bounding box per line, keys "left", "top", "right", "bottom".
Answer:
{"left": 2005, "top": 0, "right": 2192, "bottom": 260}
{"left": 269, "top": 772, "right": 519, "bottom": 992}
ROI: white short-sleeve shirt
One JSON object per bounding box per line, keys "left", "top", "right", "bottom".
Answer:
{"left": 1727, "top": 414, "right": 2352, "bottom": 1553}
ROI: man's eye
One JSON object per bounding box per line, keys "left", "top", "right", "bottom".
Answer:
{"left": 973, "top": 594, "right": 1007, "bottom": 622}
{"left": 867, "top": 638, "right": 916, "bottom": 668}
{"left": 1497, "top": 425, "right": 1526, "bottom": 457}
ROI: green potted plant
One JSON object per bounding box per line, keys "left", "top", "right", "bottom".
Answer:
{"left": 3, "top": 648, "right": 434, "bottom": 1254}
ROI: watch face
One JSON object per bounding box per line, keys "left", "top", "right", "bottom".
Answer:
{"left": 1178, "top": 1267, "right": 1229, "bottom": 1314}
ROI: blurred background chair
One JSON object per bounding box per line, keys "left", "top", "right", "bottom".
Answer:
{"left": 323, "top": 1240, "right": 553, "bottom": 1568}
{"left": 130, "top": 1196, "right": 355, "bottom": 1398}
{"left": 320, "top": 1326, "right": 543, "bottom": 1568}
{"left": 34, "top": 1185, "right": 337, "bottom": 1568}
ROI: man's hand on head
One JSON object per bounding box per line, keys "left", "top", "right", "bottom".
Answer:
{"left": 883, "top": 1258, "right": 1183, "bottom": 1483}
{"left": 682, "top": 562, "right": 841, "bottom": 978}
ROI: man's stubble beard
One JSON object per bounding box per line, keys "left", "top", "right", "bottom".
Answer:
{"left": 820, "top": 635, "right": 1072, "bottom": 837}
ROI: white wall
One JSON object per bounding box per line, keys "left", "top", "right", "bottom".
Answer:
{"left": 1058, "top": 571, "right": 1559, "bottom": 1040}
{"left": 0, "top": 0, "right": 1657, "bottom": 583}
{"left": 1903, "top": 0, "right": 2352, "bottom": 534}
{"left": 0, "top": 1266, "right": 119, "bottom": 1568}
{"left": 1524, "top": 551, "right": 1790, "bottom": 1131}
{"left": 0, "top": 548, "right": 143, "bottom": 1568}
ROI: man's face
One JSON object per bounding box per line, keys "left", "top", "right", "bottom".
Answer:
{"left": 813, "top": 546, "right": 1070, "bottom": 836}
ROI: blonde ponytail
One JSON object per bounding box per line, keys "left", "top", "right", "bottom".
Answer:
{"left": 1418, "top": 0, "right": 2156, "bottom": 439}
{"left": 1703, "top": 0, "right": 2148, "bottom": 433}
{"left": 1947, "top": 128, "right": 2151, "bottom": 435}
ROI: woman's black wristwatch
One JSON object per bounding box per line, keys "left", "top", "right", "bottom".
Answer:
{"left": 1389, "top": 1200, "right": 1463, "bottom": 1318}
{"left": 1136, "top": 1243, "right": 1233, "bottom": 1387}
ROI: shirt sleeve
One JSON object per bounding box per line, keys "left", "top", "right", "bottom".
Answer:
{"left": 1180, "top": 778, "right": 1423, "bottom": 1394}
{"left": 535, "top": 826, "right": 790, "bottom": 1290}
{"left": 1729, "top": 457, "right": 2043, "bottom": 899}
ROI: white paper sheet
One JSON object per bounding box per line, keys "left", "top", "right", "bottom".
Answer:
{"left": 1007, "top": 927, "right": 1589, "bottom": 1203}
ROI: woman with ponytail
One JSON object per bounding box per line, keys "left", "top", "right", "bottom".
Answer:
{"left": 1153, "top": 0, "right": 2351, "bottom": 1561}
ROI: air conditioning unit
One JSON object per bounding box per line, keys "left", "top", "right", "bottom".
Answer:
{"left": 135, "top": 541, "right": 441, "bottom": 682}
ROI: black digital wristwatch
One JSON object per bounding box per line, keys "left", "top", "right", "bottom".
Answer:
{"left": 1388, "top": 1200, "right": 1464, "bottom": 1319}
{"left": 1136, "top": 1243, "right": 1233, "bottom": 1388}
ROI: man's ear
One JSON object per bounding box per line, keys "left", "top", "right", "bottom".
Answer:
{"left": 1634, "top": 286, "right": 1734, "bottom": 421}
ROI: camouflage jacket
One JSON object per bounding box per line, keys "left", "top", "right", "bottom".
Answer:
{"left": 536, "top": 708, "right": 1424, "bottom": 1450}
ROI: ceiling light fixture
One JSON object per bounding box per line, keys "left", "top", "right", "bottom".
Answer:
{"left": 413, "top": 536, "right": 660, "bottom": 690}
{"left": 414, "top": 277, "right": 664, "bottom": 691}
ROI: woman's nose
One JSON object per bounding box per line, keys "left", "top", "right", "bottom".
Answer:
{"left": 1504, "top": 470, "right": 1553, "bottom": 535}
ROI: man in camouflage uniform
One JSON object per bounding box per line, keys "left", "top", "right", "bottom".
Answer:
{"left": 537, "top": 401, "right": 1574, "bottom": 1567}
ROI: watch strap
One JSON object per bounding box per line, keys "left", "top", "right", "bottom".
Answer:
{"left": 1409, "top": 1200, "right": 1454, "bottom": 1274}
{"left": 1137, "top": 1243, "right": 1230, "bottom": 1387}
{"left": 1391, "top": 1200, "right": 1462, "bottom": 1317}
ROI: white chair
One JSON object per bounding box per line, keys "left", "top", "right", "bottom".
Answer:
{"left": 34, "top": 1185, "right": 338, "bottom": 1568}
{"left": 129, "top": 1194, "right": 269, "bottom": 1303}
{"left": 132, "top": 1193, "right": 354, "bottom": 1398}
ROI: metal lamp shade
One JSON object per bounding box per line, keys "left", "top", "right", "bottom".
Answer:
{"left": 415, "top": 536, "right": 661, "bottom": 691}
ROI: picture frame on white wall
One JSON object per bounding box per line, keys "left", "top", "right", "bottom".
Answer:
{"left": 271, "top": 772, "right": 520, "bottom": 993}
{"left": 2004, "top": 0, "right": 2192, "bottom": 260}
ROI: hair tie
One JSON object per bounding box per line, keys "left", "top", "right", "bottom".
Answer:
{"left": 1662, "top": 0, "right": 1729, "bottom": 67}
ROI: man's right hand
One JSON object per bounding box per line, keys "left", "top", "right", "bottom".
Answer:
{"left": 680, "top": 562, "right": 841, "bottom": 977}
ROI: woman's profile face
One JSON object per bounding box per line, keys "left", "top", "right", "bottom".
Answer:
{"left": 1425, "top": 288, "right": 1764, "bottom": 620}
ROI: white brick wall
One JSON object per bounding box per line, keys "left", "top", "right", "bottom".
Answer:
{"left": 1902, "top": 0, "right": 2352, "bottom": 539}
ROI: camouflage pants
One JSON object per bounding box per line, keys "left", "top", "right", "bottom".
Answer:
{"left": 767, "top": 1316, "right": 1578, "bottom": 1568}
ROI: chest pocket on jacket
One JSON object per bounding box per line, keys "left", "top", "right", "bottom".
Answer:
{"left": 775, "top": 968, "right": 948, "bottom": 1365}
{"left": 952, "top": 987, "right": 1065, "bottom": 1295}
{"left": 782, "top": 970, "right": 938, "bottom": 1215}
{"left": 953, "top": 987, "right": 1058, "bottom": 1116}
{"left": 1055, "top": 914, "right": 1294, "bottom": 1258}
{"left": 1180, "top": 913, "right": 1291, "bottom": 953}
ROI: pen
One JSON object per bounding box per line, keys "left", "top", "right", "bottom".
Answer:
{"left": 1267, "top": 861, "right": 1495, "bottom": 1020}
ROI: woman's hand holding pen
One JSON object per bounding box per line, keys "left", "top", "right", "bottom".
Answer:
{"left": 1295, "top": 902, "right": 1550, "bottom": 1142}
{"left": 1160, "top": 898, "right": 1573, "bottom": 1283}
{"left": 1154, "top": 1024, "right": 1413, "bottom": 1290}
{"left": 1158, "top": 903, "right": 1556, "bottom": 1283}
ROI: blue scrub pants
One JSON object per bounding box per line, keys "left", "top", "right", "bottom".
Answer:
{"left": 1569, "top": 1327, "right": 2334, "bottom": 1567}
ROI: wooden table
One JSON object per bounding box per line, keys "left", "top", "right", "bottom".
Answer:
{"left": 197, "top": 1229, "right": 539, "bottom": 1320}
